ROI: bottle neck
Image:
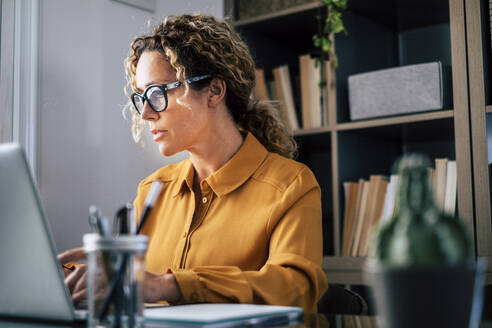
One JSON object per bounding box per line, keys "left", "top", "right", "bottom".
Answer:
{"left": 395, "top": 168, "right": 434, "bottom": 214}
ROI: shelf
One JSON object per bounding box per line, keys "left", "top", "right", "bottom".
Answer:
{"left": 324, "top": 256, "right": 492, "bottom": 285}
{"left": 233, "top": 2, "right": 320, "bottom": 27}
{"left": 291, "top": 110, "right": 455, "bottom": 137}
{"left": 336, "top": 110, "right": 454, "bottom": 131}
{"left": 234, "top": 0, "right": 449, "bottom": 32}
{"left": 348, "top": 0, "right": 450, "bottom": 31}
{"left": 323, "top": 256, "right": 368, "bottom": 285}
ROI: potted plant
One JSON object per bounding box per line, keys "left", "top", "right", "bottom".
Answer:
{"left": 365, "top": 154, "right": 487, "bottom": 328}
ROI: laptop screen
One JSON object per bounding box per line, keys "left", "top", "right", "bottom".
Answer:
{"left": 0, "top": 144, "right": 77, "bottom": 322}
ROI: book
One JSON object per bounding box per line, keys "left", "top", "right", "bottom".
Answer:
{"left": 351, "top": 180, "right": 370, "bottom": 256}
{"left": 434, "top": 158, "right": 449, "bottom": 210}
{"left": 144, "top": 304, "right": 303, "bottom": 327}
{"left": 272, "top": 65, "right": 299, "bottom": 131}
{"left": 344, "top": 315, "right": 356, "bottom": 328}
{"left": 356, "top": 175, "right": 381, "bottom": 256}
{"left": 342, "top": 182, "right": 359, "bottom": 256}
{"left": 309, "top": 59, "right": 322, "bottom": 128}
{"left": 359, "top": 176, "right": 388, "bottom": 256}
{"left": 323, "top": 59, "right": 336, "bottom": 126}
{"left": 299, "top": 54, "right": 322, "bottom": 129}
{"left": 346, "top": 179, "right": 366, "bottom": 256}
{"left": 273, "top": 67, "right": 291, "bottom": 131}
{"left": 444, "top": 160, "right": 457, "bottom": 215}
{"left": 299, "top": 54, "right": 312, "bottom": 129}
{"left": 354, "top": 315, "right": 363, "bottom": 328}
{"left": 254, "top": 68, "right": 270, "bottom": 101}
{"left": 267, "top": 80, "right": 277, "bottom": 101}
{"left": 360, "top": 315, "right": 375, "bottom": 328}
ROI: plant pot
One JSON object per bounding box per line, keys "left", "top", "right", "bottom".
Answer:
{"left": 363, "top": 258, "right": 487, "bottom": 328}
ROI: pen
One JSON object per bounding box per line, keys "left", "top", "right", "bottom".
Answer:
{"left": 88, "top": 206, "right": 110, "bottom": 237}
{"left": 98, "top": 181, "right": 163, "bottom": 321}
{"left": 114, "top": 202, "right": 136, "bottom": 236}
{"left": 88, "top": 206, "right": 114, "bottom": 292}
{"left": 137, "top": 181, "right": 163, "bottom": 233}
{"left": 88, "top": 206, "right": 102, "bottom": 233}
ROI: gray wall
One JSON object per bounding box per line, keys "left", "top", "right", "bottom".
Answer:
{"left": 38, "top": 0, "right": 222, "bottom": 252}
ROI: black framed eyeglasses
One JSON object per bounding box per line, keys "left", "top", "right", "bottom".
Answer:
{"left": 131, "top": 74, "right": 211, "bottom": 114}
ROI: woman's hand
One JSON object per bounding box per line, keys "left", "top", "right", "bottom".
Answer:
{"left": 57, "top": 247, "right": 88, "bottom": 305}
{"left": 58, "top": 248, "right": 182, "bottom": 304}
{"left": 144, "top": 272, "right": 182, "bottom": 304}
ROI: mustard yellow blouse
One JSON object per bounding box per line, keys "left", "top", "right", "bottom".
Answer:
{"left": 133, "top": 132, "right": 328, "bottom": 313}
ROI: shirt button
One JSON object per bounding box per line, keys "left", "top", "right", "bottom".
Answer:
{"left": 183, "top": 232, "right": 187, "bottom": 238}
{"left": 202, "top": 197, "right": 208, "bottom": 204}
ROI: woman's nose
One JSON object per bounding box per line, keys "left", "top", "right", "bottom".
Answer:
{"left": 140, "top": 102, "right": 158, "bottom": 121}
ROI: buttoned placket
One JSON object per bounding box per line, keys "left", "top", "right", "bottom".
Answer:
{"left": 178, "top": 181, "right": 214, "bottom": 269}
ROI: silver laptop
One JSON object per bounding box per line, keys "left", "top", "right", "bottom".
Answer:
{"left": 0, "top": 143, "right": 86, "bottom": 322}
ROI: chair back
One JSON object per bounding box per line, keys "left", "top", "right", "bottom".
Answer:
{"left": 317, "top": 285, "right": 368, "bottom": 315}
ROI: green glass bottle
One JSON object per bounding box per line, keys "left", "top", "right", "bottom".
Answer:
{"left": 373, "top": 154, "right": 472, "bottom": 267}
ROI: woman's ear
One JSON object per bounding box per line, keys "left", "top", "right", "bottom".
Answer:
{"left": 207, "top": 78, "right": 226, "bottom": 108}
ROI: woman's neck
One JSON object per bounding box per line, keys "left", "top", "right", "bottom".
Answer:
{"left": 189, "top": 127, "right": 244, "bottom": 183}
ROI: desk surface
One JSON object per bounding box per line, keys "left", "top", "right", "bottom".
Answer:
{"left": 1, "top": 314, "right": 492, "bottom": 328}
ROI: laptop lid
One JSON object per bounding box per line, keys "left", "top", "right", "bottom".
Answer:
{"left": 0, "top": 143, "right": 77, "bottom": 322}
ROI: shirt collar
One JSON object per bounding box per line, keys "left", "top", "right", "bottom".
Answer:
{"left": 172, "top": 159, "right": 194, "bottom": 198}
{"left": 172, "top": 132, "right": 269, "bottom": 198}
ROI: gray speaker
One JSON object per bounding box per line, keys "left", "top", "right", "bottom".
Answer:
{"left": 348, "top": 62, "right": 444, "bottom": 121}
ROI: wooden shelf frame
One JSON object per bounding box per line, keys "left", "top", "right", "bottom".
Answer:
{"left": 449, "top": 0, "right": 476, "bottom": 254}
{"left": 324, "top": 255, "right": 492, "bottom": 284}
{"left": 335, "top": 110, "right": 454, "bottom": 131}
{"left": 293, "top": 110, "right": 455, "bottom": 136}
{"left": 464, "top": 0, "right": 492, "bottom": 259}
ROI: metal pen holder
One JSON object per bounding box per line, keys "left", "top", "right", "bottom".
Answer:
{"left": 84, "top": 233, "right": 148, "bottom": 328}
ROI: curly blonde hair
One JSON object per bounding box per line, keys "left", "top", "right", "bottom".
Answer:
{"left": 124, "top": 14, "right": 297, "bottom": 159}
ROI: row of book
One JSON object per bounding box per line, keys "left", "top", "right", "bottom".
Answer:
{"left": 341, "top": 158, "right": 457, "bottom": 257}
{"left": 254, "top": 54, "right": 336, "bottom": 132}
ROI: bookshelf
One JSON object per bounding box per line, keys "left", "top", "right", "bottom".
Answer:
{"left": 463, "top": 0, "right": 492, "bottom": 274}
{"left": 227, "top": 0, "right": 478, "bottom": 284}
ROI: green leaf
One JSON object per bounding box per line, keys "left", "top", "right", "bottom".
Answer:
{"left": 322, "top": 38, "right": 332, "bottom": 53}
{"left": 332, "top": 19, "right": 344, "bottom": 34}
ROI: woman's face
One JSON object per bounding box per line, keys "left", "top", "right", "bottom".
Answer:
{"left": 134, "top": 51, "right": 211, "bottom": 157}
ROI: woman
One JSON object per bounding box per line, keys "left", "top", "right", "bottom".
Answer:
{"left": 59, "top": 14, "right": 327, "bottom": 313}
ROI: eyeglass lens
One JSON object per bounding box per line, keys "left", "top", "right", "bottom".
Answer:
{"left": 132, "top": 86, "right": 167, "bottom": 114}
{"left": 146, "top": 87, "right": 167, "bottom": 111}
{"left": 132, "top": 94, "right": 145, "bottom": 114}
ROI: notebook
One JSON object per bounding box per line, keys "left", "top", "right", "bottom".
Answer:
{"left": 0, "top": 143, "right": 304, "bottom": 326}
{"left": 144, "top": 304, "right": 303, "bottom": 327}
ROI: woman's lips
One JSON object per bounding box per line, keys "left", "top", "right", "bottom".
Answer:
{"left": 151, "top": 129, "right": 168, "bottom": 141}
